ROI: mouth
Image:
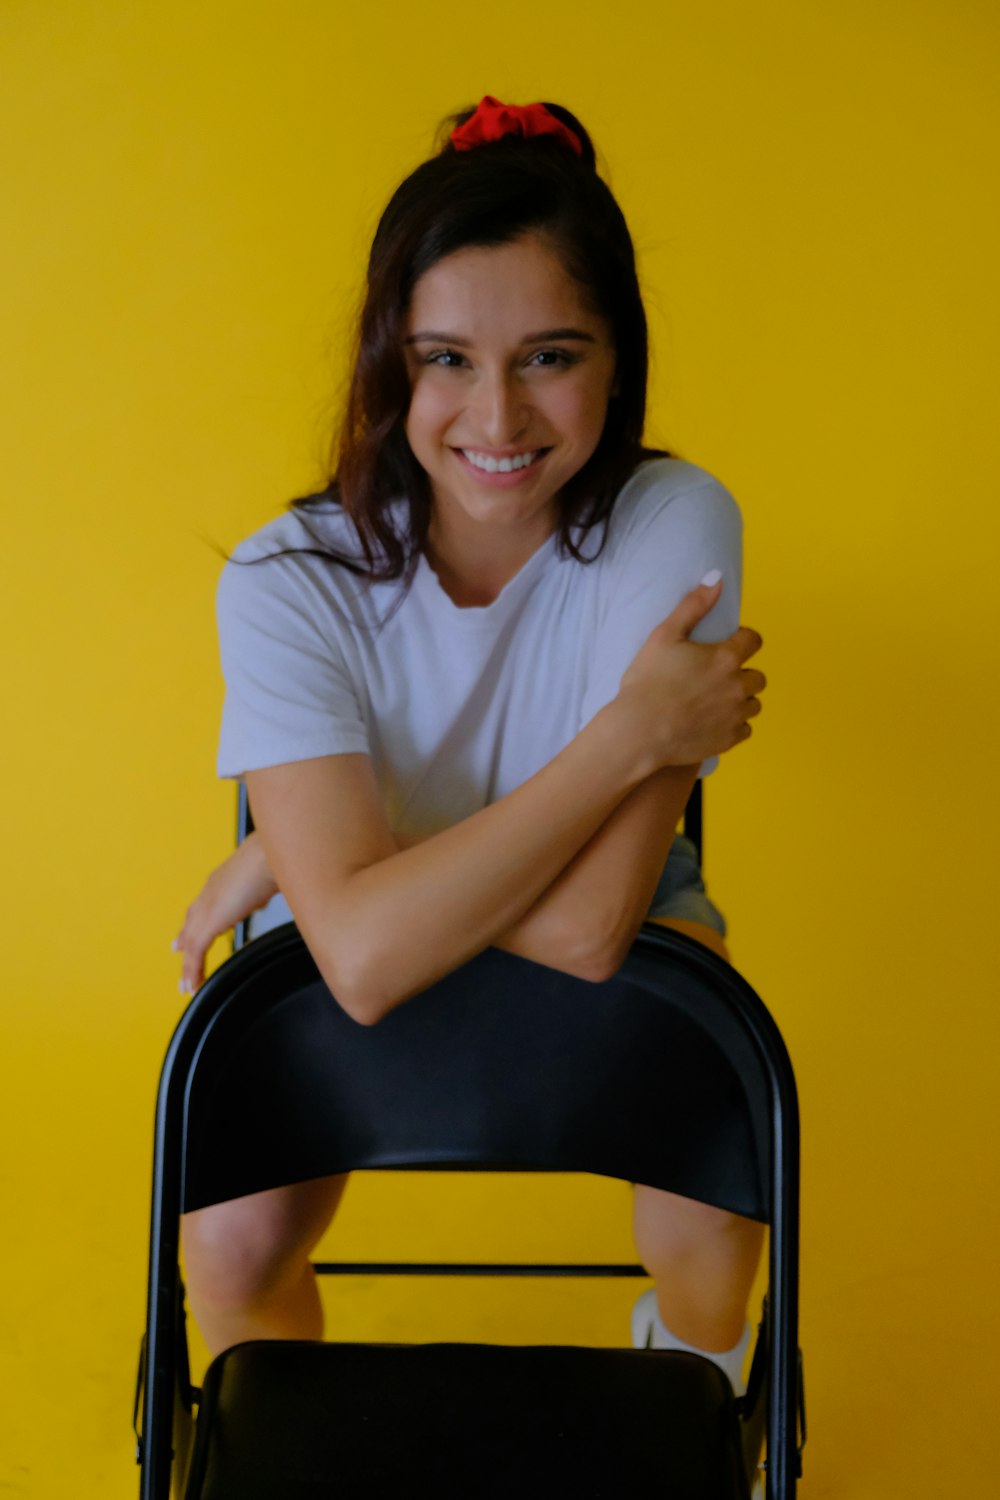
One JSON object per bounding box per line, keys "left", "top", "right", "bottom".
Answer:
{"left": 452, "top": 447, "right": 551, "bottom": 484}
{"left": 458, "top": 447, "right": 547, "bottom": 474}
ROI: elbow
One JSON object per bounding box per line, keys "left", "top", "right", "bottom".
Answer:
{"left": 326, "top": 969, "right": 396, "bottom": 1028}
{"left": 293, "top": 893, "right": 407, "bottom": 1025}
{"left": 567, "top": 943, "right": 629, "bottom": 985}
{"left": 552, "top": 915, "right": 635, "bottom": 985}
{"left": 312, "top": 942, "right": 396, "bottom": 1027}
{"left": 333, "top": 988, "right": 389, "bottom": 1027}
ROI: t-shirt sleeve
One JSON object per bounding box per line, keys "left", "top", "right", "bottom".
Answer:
{"left": 215, "top": 555, "right": 369, "bottom": 779}
{"left": 578, "top": 473, "right": 743, "bottom": 777}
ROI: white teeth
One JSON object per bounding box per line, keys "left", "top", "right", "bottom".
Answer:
{"left": 462, "top": 449, "right": 539, "bottom": 473}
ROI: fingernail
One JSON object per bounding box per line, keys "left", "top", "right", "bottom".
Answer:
{"left": 171, "top": 938, "right": 179, "bottom": 952}
{"left": 700, "top": 569, "right": 722, "bottom": 586}
{"left": 178, "top": 978, "right": 190, "bottom": 995}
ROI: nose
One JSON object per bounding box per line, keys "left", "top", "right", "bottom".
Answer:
{"left": 472, "top": 367, "right": 530, "bottom": 446}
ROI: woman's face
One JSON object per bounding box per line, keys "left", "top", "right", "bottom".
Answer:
{"left": 403, "top": 232, "right": 617, "bottom": 553}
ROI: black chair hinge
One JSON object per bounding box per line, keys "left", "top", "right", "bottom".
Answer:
{"left": 133, "top": 1333, "right": 146, "bottom": 1464}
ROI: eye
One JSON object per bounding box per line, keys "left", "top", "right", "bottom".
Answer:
{"left": 424, "top": 348, "right": 467, "bottom": 368}
{"left": 528, "top": 348, "right": 576, "bottom": 369}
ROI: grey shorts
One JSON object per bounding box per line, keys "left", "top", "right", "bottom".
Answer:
{"left": 247, "top": 888, "right": 295, "bottom": 941}
{"left": 646, "top": 834, "right": 727, "bottom": 937}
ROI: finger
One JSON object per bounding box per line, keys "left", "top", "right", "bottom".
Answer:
{"left": 175, "top": 927, "right": 206, "bottom": 997}
{"left": 745, "top": 696, "right": 763, "bottom": 719}
{"left": 741, "top": 668, "right": 767, "bottom": 697}
{"left": 724, "top": 626, "right": 763, "bottom": 663}
{"left": 179, "top": 951, "right": 205, "bottom": 997}
{"left": 177, "top": 943, "right": 194, "bottom": 995}
{"left": 659, "top": 577, "right": 725, "bottom": 640}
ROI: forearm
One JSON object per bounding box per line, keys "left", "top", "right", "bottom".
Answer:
{"left": 393, "top": 764, "right": 696, "bottom": 980}
{"left": 253, "top": 699, "right": 656, "bottom": 1022}
{"left": 488, "top": 764, "right": 699, "bottom": 977}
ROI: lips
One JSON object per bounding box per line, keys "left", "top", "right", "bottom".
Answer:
{"left": 460, "top": 447, "right": 545, "bottom": 474}
{"left": 451, "top": 446, "right": 551, "bottom": 487}
{"left": 453, "top": 445, "right": 551, "bottom": 479}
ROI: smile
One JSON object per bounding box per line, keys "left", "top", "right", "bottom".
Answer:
{"left": 459, "top": 448, "right": 546, "bottom": 474}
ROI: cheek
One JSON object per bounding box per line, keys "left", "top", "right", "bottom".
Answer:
{"left": 405, "top": 381, "right": 456, "bottom": 453}
{"left": 555, "top": 379, "right": 613, "bottom": 446}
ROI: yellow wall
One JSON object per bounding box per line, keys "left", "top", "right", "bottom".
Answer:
{"left": 2, "top": 1, "right": 997, "bottom": 1493}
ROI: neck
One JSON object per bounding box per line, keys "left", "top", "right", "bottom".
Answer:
{"left": 424, "top": 509, "right": 556, "bottom": 608}
{"left": 423, "top": 540, "right": 539, "bottom": 607}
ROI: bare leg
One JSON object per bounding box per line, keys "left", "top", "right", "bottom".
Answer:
{"left": 634, "top": 916, "right": 764, "bottom": 1351}
{"left": 633, "top": 1186, "right": 764, "bottom": 1350}
{"left": 182, "top": 1173, "right": 348, "bottom": 1357}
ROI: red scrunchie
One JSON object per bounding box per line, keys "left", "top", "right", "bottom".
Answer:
{"left": 450, "top": 95, "right": 583, "bottom": 157}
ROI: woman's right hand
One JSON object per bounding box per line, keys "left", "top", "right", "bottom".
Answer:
{"left": 617, "top": 577, "right": 766, "bottom": 768}
{"left": 173, "top": 831, "right": 279, "bottom": 996}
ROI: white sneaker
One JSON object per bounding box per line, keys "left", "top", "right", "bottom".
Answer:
{"left": 629, "top": 1288, "right": 750, "bottom": 1395}
{"left": 630, "top": 1286, "right": 660, "bottom": 1349}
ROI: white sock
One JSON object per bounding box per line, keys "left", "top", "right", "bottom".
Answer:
{"left": 631, "top": 1288, "right": 751, "bottom": 1396}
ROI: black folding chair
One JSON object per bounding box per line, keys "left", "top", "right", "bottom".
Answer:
{"left": 135, "top": 887, "right": 803, "bottom": 1497}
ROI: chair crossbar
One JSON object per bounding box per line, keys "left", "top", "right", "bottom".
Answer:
{"left": 313, "top": 1260, "right": 649, "bottom": 1277}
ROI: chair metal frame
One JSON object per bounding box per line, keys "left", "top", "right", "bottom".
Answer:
{"left": 136, "top": 779, "right": 803, "bottom": 1497}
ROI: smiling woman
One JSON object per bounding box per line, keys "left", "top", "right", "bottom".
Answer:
{"left": 288, "top": 98, "right": 661, "bottom": 590}
{"left": 173, "top": 95, "right": 765, "bottom": 1386}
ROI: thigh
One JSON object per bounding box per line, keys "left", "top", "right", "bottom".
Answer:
{"left": 648, "top": 914, "right": 731, "bottom": 963}
{"left": 181, "top": 1172, "right": 349, "bottom": 1267}
{"left": 633, "top": 1182, "right": 762, "bottom": 1246}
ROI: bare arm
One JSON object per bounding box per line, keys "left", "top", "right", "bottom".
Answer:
{"left": 173, "top": 762, "right": 695, "bottom": 995}
{"left": 396, "top": 764, "right": 699, "bottom": 981}
{"left": 246, "top": 700, "right": 650, "bottom": 1023}
{"left": 488, "top": 765, "right": 699, "bottom": 978}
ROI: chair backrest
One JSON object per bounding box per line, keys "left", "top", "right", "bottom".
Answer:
{"left": 179, "top": 924, "right": 771, "bottom": 1218}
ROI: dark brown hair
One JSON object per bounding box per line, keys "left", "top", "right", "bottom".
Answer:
{"left": 289, "top": 102, "right": 667, "bottom": 581}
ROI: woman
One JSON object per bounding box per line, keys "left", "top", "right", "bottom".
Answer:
{"left": 174, "top": 96, "right": 766, "bottom": 1393}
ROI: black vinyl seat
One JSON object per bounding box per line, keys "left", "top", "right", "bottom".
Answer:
{"left": 136, "top": 922, "right": 803, "bottom": 1499}
{"left": 189, "top": 1341, "right": 745, "bottom": 1498}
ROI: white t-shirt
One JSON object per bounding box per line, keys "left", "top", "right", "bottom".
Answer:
{"left": 216, "top": 459, "right": 743, "bottom": 843}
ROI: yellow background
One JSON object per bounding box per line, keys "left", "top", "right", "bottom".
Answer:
{"left": 2, "top": 1, "right": 997, "bottom": 1494}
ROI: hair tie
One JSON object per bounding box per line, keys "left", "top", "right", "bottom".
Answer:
{"left": 450, "top": 95, "right": 583, "bottom": 157}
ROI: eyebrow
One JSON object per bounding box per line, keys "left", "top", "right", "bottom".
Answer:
{"left": 404, "top": 327, "right": 598, "bottom": 346}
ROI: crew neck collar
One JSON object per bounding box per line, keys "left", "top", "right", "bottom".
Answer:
{"left": 414, "top": 530, "right": 558, "bottom": 629}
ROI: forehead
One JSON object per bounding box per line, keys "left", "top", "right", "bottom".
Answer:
{"left": 406, "top": 233, "right": 603, "bottom": 333}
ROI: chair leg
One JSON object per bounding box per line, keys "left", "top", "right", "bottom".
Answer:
{"left": 739, "top": 1301, "right": 768, "bottom": 1494}
{"left": 171, "top": 1282, "right": 199, "bottom": 1499}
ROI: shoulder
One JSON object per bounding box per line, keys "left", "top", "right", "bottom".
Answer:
{"left": 225, "top": 497, "right": 358, "bottom": 571}
{"left": 217, "top": 499, "right": 385, "bottom": 631}
{"left": 605, "top": 457, "right": 742, "bottom": 549}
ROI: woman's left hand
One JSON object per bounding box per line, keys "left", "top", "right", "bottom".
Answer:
{"left": 173, "top": 831, "right": 279, "bottom": 996}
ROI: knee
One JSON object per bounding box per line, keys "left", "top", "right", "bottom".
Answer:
{"left": 182, "top": 1194, "right": 317, "bottom": 1314}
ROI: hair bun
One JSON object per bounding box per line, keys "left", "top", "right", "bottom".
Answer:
{"left": 446, "top": 96, "right": 596, "bottom": 170}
